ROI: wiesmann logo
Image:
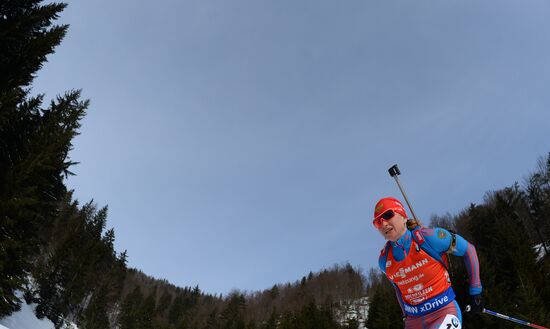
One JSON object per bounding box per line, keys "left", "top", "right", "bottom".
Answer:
{"left": 390, "top": 258, "right": 429, "bottom": 280}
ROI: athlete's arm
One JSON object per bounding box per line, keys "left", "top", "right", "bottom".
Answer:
{"left": 422, "top": 228, "right": 482, "bottom": 295}
{"left": 452, "top": 232, "right": 482, "bottom": 295}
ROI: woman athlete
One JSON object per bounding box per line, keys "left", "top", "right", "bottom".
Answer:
{"left": 373, "top": 197, "right": 483, "bottom": 329}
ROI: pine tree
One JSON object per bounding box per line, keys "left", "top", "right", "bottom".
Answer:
{"left": 80, "top": 285, "right": 111, "bottom": 329}
{"left": 447, "top": 183, "right": 550, "bottom": 328}
{"left": 156, "top": 290, "right": 173, "bottom": 317}
{"left": 140, "top": 294, "right": 157, "bottom": 329}
{"left": 525, "top": 153, "right": 550, "bottom": 249}
{"left": 0, "top": 0, "right": 88, "bottom": 316}
{"left": 168, "top": 294, "right": 186, "bottom": 324}
{"left": 220, "top": 293, "right": 246, "bottom": 329}
{"left": 365, "top": 271, "right": 402, "bottom": 329}
{"left": 204, "top": 308, "right": 220, "bottom": 329}
{"left": 119, "top": 287, "right": 145, "bottom": 329}
{"left": 260, "top": 310, "right": 278, "bottom": 329}
{"left": 25, "top": 195, "right": 124, "bottom": 327}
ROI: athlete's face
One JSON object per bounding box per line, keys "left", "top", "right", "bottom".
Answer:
{"left": 376, "top": 211, "right": 407, "bottom": 242}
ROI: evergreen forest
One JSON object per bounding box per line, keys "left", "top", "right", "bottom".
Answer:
{"left": 1, "top": 1, "right": 549, "bottom": 328}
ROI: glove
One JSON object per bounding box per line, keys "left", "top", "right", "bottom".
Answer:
{"left": 469, "top": 294, "right": 484, "bottom": 314}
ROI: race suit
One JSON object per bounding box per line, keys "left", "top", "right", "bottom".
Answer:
{"left": 378, "top": 228, "right": 482, "bottom": 329}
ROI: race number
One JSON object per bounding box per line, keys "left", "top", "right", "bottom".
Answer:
{"left": 438, "top": 314, "right": 461, "bottom": 329}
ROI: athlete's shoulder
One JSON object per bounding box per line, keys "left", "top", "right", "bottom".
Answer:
{"left": 418, "top": 227, "right": 438, "bottom": 236}
{"left": 422, "top": 227, "right": 450, "bottom": 238}
{"left": 411, "top": 226, "right": 432, "bottom": 244}
{"left": 422, "top": 227, "right": 453, "bottom": 252}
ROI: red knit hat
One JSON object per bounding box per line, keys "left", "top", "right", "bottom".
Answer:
{"left": 374, "top": 197, "right": 407, "bottom": 220}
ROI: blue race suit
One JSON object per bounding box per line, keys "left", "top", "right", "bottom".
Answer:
{"left": 379, "top": 228, "right": 482, "bottom": 329}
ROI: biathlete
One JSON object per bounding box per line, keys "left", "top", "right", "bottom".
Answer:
{"left": 373, "top": 197, "right": 483, "bottom": 329}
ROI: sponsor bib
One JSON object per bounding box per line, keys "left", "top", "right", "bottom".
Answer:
{"left": 385, "top": 239, "right": 452, "bottom": 307}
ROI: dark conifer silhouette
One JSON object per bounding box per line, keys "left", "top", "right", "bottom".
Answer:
{"left": 0, "top": 0, "right": 88, "bottom": 317}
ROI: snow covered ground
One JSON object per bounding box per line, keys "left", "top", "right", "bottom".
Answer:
{"left": 0, "top": 299, "right": 56, "bottom": 329}
{"left": 0, "top": 295, "right": 78, "bottom": 329}
{"left": 335, "top": 296, "right": 369, "bottom": 329}
{"left": 0, "top": 285, "right": 81, "bottom": 329}
{"left": 534, "top": 243, "right": 549, "bottom": 262}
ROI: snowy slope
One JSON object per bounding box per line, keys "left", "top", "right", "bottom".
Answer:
{"left": 534, "top": 243, "right": 549, "bottom": 262}
{"left": 0, "top": 289, "right": 78, "bottom": 329}
{"left": 335, "top": 296, "right": 369, "bottom": 329}
{"left": 0, "top": 299, "right": 55, "bottom": 329}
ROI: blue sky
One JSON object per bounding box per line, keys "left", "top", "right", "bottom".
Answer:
{"left": 35, "top": 0, "right": 550, "bottom": 295}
